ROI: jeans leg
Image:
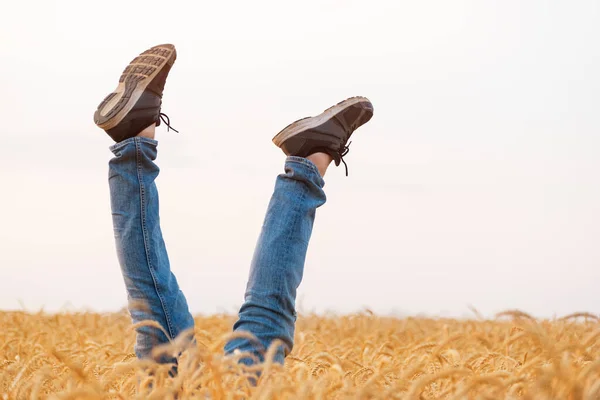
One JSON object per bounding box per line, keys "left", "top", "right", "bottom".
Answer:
{"left": 225, "top": 156, "right": 326, "bottom": 364}
{"left": 109, "top": 137, "right": 195, "bottom": 362}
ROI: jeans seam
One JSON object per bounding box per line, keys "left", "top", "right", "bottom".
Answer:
{"left": 283, "top": 180, "right": 305, "bottom": 347}
{"left": 135, "top": 138, "right": 175, "bottom": 341}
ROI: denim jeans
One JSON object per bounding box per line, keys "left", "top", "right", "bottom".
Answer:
{"left": 109, "top": 137, "right": 326, "bottom": 365}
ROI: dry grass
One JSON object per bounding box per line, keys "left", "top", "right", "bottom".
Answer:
{"left": 1, "top": 310, "right": 600, "bottom": 399}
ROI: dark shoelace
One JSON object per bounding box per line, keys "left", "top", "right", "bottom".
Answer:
{"left": 337, "top": 114, "right": 364, "bottom": 176}
{"left": 159, "top": 112, "right": 179, "bottom": 133}
{"left": 339, "top": 141, "right": 352, "bottom": 176}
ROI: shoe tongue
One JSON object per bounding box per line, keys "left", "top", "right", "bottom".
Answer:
{"left": 146, "top": 62, "right": 173, "bottom": 97}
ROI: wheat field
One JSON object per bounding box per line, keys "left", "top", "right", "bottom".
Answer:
{"left": 1, "top": 310, "right": 599, "bottom": 399}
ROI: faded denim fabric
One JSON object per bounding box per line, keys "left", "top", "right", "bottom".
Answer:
{"left": 108, "top": 137, "right": 325, "bottom": 366}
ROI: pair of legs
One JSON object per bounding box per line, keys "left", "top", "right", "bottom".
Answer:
{"left": 96, "top": 44, "right": 373, "bottom": 367}
{"left": 110, "top": 125, "right": 330, "bottom": 364}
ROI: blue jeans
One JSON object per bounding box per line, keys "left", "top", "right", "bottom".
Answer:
{"left": 109, "top": 137, "right": 326, "bottom": 364}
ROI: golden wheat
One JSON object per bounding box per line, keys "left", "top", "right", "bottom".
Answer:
{"left": 1, "top": 310, "right": 599, "bottom": 399}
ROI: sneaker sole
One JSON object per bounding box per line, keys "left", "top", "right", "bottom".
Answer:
{"left": 272, "top": 96, "right": 371, "bottom": 147}
{"left": 94, "top": 44, "right": 176, "bottom": 131}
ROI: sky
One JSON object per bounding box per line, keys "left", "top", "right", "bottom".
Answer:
{"left": 1, "top": 0, "right": 599, "bottom": 318}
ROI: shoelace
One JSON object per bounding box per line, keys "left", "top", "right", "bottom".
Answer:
{"left": 159, "top": 112, "right": 179, "bottom": 133}
{"left": 334, "top": 113, "right": 364, "bottom": 176}
{"left": 339, "top": 141, "right": 352, "bottom": 176}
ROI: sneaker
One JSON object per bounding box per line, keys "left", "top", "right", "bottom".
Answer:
{"left": 272, "top": 96, "right": 374, "bottom": 175}
{"left": 93, "top": 44, "right": 178, "bottom": 142}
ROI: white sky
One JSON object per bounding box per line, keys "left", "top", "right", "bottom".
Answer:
{"left": 1, "top": 0, "right": 598, "bottom": 318}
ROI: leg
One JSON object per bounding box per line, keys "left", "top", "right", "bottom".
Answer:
{"left": 225, "top": 96, "right": 374, "bottom": 365}
{"left": 225, "top": 156, "right": 326, "bottom": 363}
{"left": 93, "top": 44, "right": 194, "bottom": 363}
{"left": 109, "top": 135, "right": 194, "bottom": 362}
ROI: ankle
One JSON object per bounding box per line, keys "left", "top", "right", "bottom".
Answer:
{"left": 307, "top": 152, "right": 333, "bottom": 177}
{"left": 136, "top": 124, "right": 156, "bottom": 139}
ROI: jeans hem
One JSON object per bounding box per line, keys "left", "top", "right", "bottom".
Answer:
{"left": 286, "top": 156, "right": 321, "bottom": 176}
{"left": 109, "top": 137, "right": 158, "bottom": 152}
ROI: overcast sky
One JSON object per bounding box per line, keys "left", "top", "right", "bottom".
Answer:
{"left": 1, "top": 0, "right": 598, "bottom": 318}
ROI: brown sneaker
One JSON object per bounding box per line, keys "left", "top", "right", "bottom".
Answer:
{"left": 93, "top": 44, "right": 178, "bottom": 142}
{"left": 272, "top": 97, "right": 374, "bottom": 175}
